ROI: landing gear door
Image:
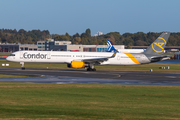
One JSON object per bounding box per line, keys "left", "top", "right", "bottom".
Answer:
{"left": 20, "top": 52, "right": 23, "bottom": 59}
{"left": 47, "top": 52, "right": 51, "bottom": 59}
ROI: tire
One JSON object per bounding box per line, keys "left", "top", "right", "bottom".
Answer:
{"left": 22, "top": 67, "right": 25, "bottom": 70}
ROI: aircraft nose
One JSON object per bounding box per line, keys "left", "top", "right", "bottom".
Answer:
{"left": 6, "top": 56, "right": 10, "bottom": 61}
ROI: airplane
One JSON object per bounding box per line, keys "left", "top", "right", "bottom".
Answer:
{"left": 107, "top": 40, "right": 145, "bottom": 53}
{"left": 6, "top": 32, "right": 171, "bottom": 71}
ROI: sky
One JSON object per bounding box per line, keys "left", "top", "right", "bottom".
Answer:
{"left": 0, "top": 0, "right": 180, "bottom": 36}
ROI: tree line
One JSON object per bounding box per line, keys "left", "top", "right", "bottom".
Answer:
{"left": 0, "top": 28, "right": 180, "bottom": 47}
{"left": 0, "top": 29, "right": 50, "bottom": 44}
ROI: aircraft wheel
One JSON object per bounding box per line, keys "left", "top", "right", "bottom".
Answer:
{"left": 92, "top": 68, "right": 96, "bottom": 71}
{"left": 87, "top": 68, "right": 91, "bottom": 71}
{"left": 22, "top": 67, "right": 25, "bottom": 70}
{"left": 87, "top": 68, "right": 96, "bottom": 71}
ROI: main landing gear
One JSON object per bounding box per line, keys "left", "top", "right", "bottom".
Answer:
{"left": 87, "top": 68, "right": 96, "bottom": 71}
{"left": 86, "top": 64, "right": 96, "bottom": 71}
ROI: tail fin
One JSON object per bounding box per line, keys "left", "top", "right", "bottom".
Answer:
{"left": 107, "top": 40, "right": 117, "bottom": 52}
{"left": 144, "top": 32, "right": 170, "bottom": 55}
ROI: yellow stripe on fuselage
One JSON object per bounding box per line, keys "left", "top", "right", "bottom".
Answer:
{"left": 123, "top": 53, "right": 141, "bottom": 64}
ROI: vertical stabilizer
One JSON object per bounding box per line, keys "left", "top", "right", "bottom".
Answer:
{"left": 144, "top": 32, "right": 170, "bottom": 55}
{"left": 107, "top": 40, "right": 117, "bottom": 52}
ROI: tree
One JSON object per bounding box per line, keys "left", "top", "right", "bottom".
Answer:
{"left": 18, "top": 29, "right": 26, "bottom": 34}
{"left": 123, "top": 37, "right": 134, "bottom": 46}
{"left": 72, "top": 37, "right": 81, "bottom": 44}
{"left": 65, "top": 32, "right": 71, "bottom": 40}
{"left": 81, "top": 33, "right": 88, "bottom": 39}
{"left": 85, "top": 28, "right": 91, "bottom": 37}
{"left": 73, "top": 33, "right": 80, "bottom": 38}
{"left": 54, "top": 35, "right": 69, "bottom": 41}
{"left": 0, "top": 31, "right": 2, "bottom": 38}
{"left": 135, "top": 40, "right": 147, "bottom": 46}
{"left": 1, "top": 36, "right": 6, "bottom": 43}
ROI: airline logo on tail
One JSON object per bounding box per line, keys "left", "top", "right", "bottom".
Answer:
{"left": 151, "top": 36, "right": 167, "bottom": 53}
{"left": 107, "top": 40, "right": 113, "bottom": 51}
{"left": 154, "top": 42, "right": 164, "bottom": 49}
{"left": 107, "top": 40, "right": 118, "bottom": 52}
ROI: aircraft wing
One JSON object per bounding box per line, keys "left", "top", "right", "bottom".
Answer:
{"left": 76, "top": 50, "right": 117, "bottom": 65}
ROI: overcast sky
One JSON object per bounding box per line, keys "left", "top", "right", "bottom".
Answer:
{"left": 0, "top": 0, "right": 179, "bottom": 36}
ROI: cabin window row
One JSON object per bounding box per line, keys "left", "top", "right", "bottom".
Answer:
{"left": 51, "top": 55, "right": 71, "bottom": 57}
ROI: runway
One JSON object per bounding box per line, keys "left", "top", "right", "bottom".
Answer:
{"left": 0, "top": 67, "right": 180, "bottom": 85}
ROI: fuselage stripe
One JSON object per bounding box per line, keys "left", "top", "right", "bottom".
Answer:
{"left": 123, "top": 53, "right": 141, "bottom": 64}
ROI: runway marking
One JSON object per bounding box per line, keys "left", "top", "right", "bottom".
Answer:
{"left": 165, "top": 76, "right": 176, "bottom": 78}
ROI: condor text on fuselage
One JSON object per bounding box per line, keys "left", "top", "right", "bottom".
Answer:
{"left": 23, "top": 52, "right": 47, "bottom": 59}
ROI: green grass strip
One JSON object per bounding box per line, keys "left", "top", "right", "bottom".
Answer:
{"left": 0, "top": 74, "right": 28, "bottom": 78}
{"left": 0, "top": 83, "right": 180, "bottom": 119}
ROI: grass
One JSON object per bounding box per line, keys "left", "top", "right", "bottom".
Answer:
{"left": 0, "top": 83, "right": 180, "bottom": 119}
{"left": 0, "top": 74, "right": 28, "bottom": 78}
{"left": 0, "top": 52, "right": 11, "bottom": 56}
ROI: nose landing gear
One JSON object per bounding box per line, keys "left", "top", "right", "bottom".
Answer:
{"left": 20, "top": 62, "right": 25, "bottom": 70}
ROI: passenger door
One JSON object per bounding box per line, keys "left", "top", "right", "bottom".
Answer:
{"left": 47, "top": 52, "right": 51, "bottom": 59}
{"left": 20, "top": 52, "right": 23, "bottom": 59}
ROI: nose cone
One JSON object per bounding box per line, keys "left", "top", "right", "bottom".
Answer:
{"left": 6, "top": 56, "right": 11, "bottom": 61}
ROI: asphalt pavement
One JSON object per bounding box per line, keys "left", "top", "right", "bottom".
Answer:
{"left": 0, "top": 67, "right": 180, "bottom": 85}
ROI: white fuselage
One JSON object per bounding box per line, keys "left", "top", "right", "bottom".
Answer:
{"left": 117, "top": 49, "right": 145, "bottom": 53}
{"left": 6, "top": 51, "right": 151, "bottom": 66}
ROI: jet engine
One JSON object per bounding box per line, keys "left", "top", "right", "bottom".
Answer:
{"left": 67, "top": 61, "right": 85, "bottom": 69}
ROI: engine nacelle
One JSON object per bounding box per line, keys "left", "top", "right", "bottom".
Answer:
{"left": 67, "top": 61, "right": 85, "bottom": 69}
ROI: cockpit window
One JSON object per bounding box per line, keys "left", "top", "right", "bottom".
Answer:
{"left": 10, "top": 54, "right": 15, "bottom": 56}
